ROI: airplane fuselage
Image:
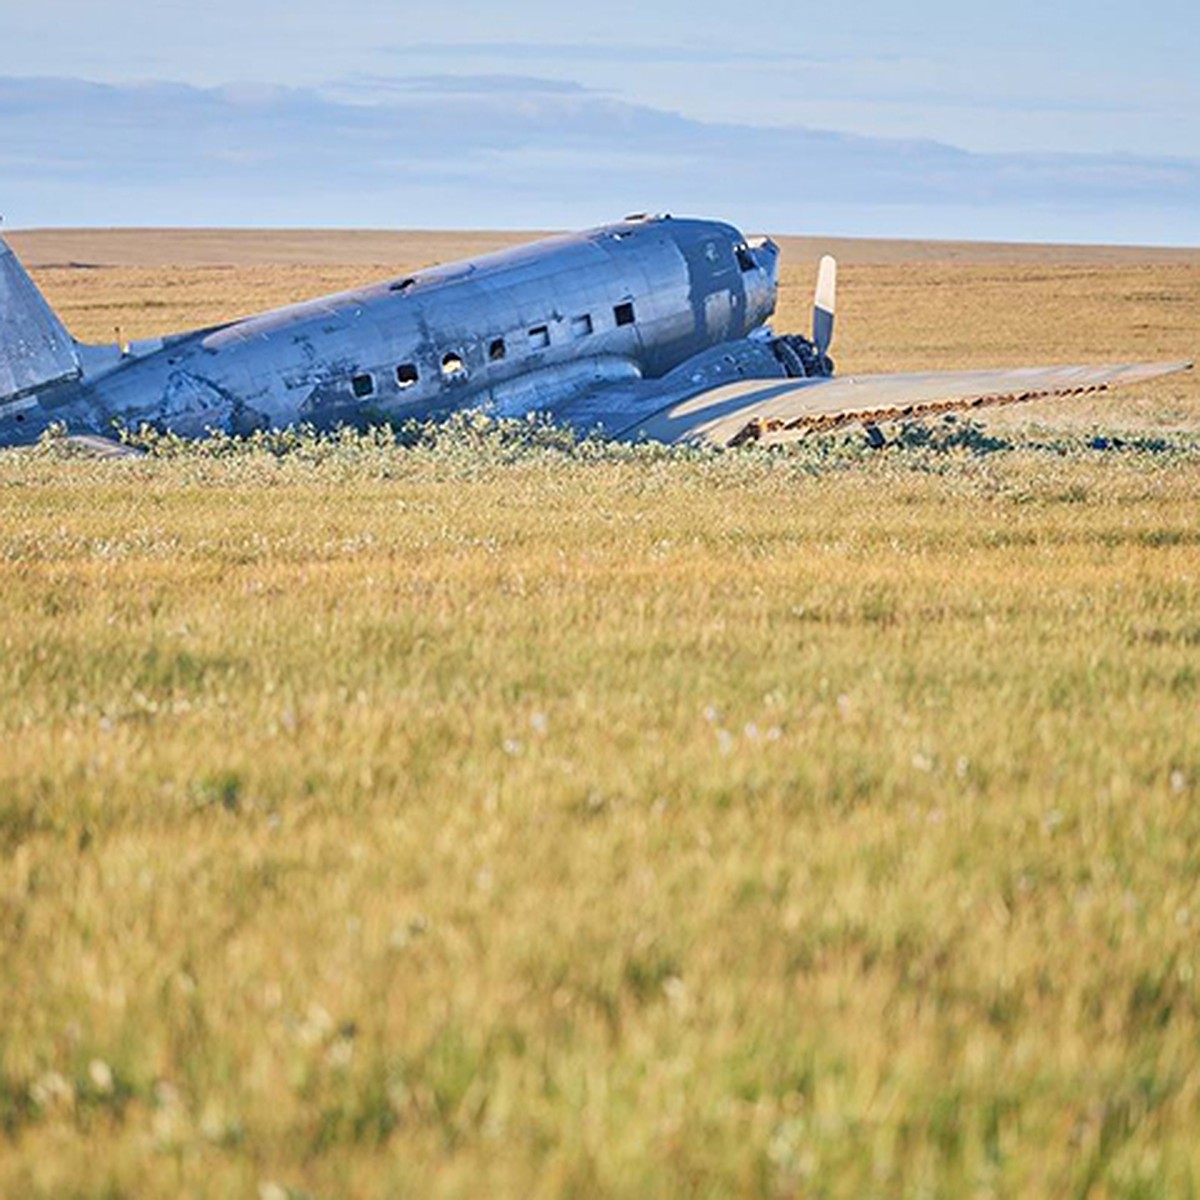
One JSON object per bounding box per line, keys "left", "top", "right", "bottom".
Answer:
{"left": 1, "top": 216, "right": 780, "bottom": 443}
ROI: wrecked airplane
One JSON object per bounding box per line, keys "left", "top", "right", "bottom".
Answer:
{"left": 0, "top": 215, "right": 1191, "bottom": 449}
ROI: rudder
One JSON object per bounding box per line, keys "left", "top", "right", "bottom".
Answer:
{"left": 0, "top": 235, "right": 81, "bottom": 403}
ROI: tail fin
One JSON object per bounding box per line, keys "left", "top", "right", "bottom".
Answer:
{"left": 0, "top": 235, "right": 81, "bottom": 403}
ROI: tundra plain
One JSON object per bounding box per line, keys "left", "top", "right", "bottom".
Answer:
{"left": 1, "top": 229, "right": 1199, "bottom": 1198}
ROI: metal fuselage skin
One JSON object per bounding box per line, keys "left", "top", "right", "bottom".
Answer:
{"left": 2, "top": 217, "right": 779, "bottom": 443}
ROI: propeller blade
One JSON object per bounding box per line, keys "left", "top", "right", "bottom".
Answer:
{"left": 813, "top": 255, "right": 837, "bottom": 358}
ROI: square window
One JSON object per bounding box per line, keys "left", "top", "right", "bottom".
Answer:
{"left": 571, "top": 314, "right": 593, "bottom": 339}
{"left": 614, "top": 301, "right": 636, "bottom": 327}
{"left": 489, "top": 338, "right": 506, "bottom": 362}
{"left": 351, "top": 373, "right": 375, "bottom": 398}
{"left": 396, "top": 363, "right": 419, "bottom": 388}
{"left": 528, "top": 325, "right": 550, "bottom": 350}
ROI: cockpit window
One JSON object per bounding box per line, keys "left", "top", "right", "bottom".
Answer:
{"left": 735, "top": 245, "right": 757, "bottom": 272}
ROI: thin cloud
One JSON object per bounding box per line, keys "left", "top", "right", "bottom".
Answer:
{"left": 388, "top": 42, "right": 1191, "bottom": 120}
{"left": 391, "top": 41, "right": 814, "bottom": 66}
{"left": 1, "top": 75, "right": 1196, "bottom": 241}
{"left": 325, "top": 74, "right": 593, "bottom": 97}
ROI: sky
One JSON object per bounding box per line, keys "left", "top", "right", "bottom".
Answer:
{"left": 1, "top": 0, "right": 1197, "bottom": 243}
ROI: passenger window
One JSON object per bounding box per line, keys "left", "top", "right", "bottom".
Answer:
{"left": 614, "top": 301, "right": 636, "bottom": 327}
{"left": 528, "top": 325, "right": 550, "bottom": 350}
{"left": 396, "top": 363, "right": 419, "bottom": 388}
{"left": 489, "top": 338, "right": 507, "bottom": 362}
{"left": 441, "top": 352, "right": 466, "bottom": 378}
{"left": 571, "top": 314, "right": 593, "bottom": 339}
{"left": 351, "top": 372, "right": 375, "bottom": 398}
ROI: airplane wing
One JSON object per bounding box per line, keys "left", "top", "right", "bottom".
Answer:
{"left": 602, "top": 359, "right": 1192, "bottom": 447}
{"left": 552, "top": 251, "right": 1192, "bottom": 447}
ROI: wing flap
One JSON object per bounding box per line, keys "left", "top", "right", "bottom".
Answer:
{"left": 626, "top": 360, "right": 1193, "bottom": 447}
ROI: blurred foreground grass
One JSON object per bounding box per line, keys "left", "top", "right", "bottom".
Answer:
{"left": 2, "top": 426, "right": 1199, "bottom": 1197}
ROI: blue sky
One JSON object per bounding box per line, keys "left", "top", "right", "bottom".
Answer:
{"left": 2, "top": 0, "right": 1197, "bottom": 242}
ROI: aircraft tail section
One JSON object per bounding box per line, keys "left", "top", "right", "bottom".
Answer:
{"left": 0, "top": 235, "right": 81, "bottom": 403}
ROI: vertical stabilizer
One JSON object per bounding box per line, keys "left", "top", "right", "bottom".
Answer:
{"left": 0, "top": 236, "right": 81, "bottom": 403}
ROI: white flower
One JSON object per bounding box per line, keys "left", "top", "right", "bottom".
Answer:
{"left": 30, "top": 1071, "right": 74, "bottom": 1110}
{"left": 88, "top": 1059, "right": 114, "bottom": 1094}
{"left": 326, "top": 1039, "right": 354, "bottom": 1069}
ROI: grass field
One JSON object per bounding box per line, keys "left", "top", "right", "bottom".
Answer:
{"left": 1, "top": 231, "right": 1199, "bottom": 1197}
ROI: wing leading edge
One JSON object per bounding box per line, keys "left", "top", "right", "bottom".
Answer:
{"left": 617, "top": 359, "right": 1193, "bottom": 447}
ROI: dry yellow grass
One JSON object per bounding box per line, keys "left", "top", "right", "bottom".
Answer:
{"left": 1, "top": 231, "right": 1199, "bottom": 1198}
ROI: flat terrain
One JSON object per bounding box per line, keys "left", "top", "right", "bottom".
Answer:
{"left": 1, "top": 230, "right": 1199, "bottom": 1198}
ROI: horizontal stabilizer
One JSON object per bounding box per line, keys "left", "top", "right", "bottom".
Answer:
{"left": 0, "top": 236, "right": 81, "bottom": 403}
